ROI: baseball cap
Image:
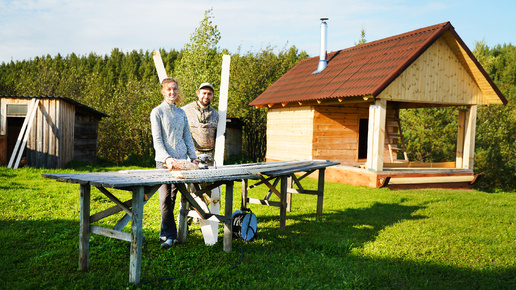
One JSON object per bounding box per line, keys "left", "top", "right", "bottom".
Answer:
{"left": 198, "top": 82, "right": 214, "bottom": 91}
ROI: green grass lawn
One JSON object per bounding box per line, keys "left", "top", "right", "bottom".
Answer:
{"left": 1, "top": 166, "right": 515, "bottom": 289}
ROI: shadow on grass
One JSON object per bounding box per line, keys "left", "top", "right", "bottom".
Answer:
{"left": 0, "top": 219, "right": 83, "bottom": 289}
{"left": 2, "top": 202, "right": 515, "bottom": 289}
{"left": 253, "top": 202, "right": 425, "bottom": 255}
{"left": 233, "top": 202, "right": 516, "bottom": 288}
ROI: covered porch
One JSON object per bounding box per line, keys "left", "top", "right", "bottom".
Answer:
{"left": 347, "top": 99, "right": 479, "bottom": 189}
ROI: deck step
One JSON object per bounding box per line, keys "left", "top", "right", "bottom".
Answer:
{"left": 388, "top": 175, "right": 475, "bottom": 185}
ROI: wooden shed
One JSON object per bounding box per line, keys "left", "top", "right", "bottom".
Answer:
{"left": 249, "top": 22, "right": 508, "bottom": 189}
{"left": 1, "top": 95, "right": 107, "bottom": 169}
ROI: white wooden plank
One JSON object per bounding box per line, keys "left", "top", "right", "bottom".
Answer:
{"left": 8, "top": 99, "right": 35, "bottom": 168}
{"left": 10, "top": 99, "right": 40, "bottom": 169}
{"left": 152, "top": 50, "right": 168, "bottom": 84}
{"left": 214, "top": 54, "right": 231, "bottom": 166}
{"left": 202, "top": 54, "right": 231, "bottom": 246}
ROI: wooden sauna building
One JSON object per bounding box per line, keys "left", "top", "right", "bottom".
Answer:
{"left": 249, "top": 22, "right": 508, "bottom": 189}
{"left": 0, "top": 95, "right": 107, "bottom": 169}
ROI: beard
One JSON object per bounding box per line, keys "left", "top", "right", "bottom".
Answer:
{"left": 199, "top": 99, "right": 211, "bottom": 107}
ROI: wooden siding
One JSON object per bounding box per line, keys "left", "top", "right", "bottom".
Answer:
{"left": 267, "top": 103, "right": 399, "bottom": 166}
{"left": 74, "top": 114, "right": 100, "bottom": 163}
{"left": 266, "top": 106, "right": 314, "bottom": 161}
{"left": 440, "top": 31, "right": 503, "bottom": 104}
{"left": 312, "top": 105, "right": 367, "bottom": 166}
{"left": 379, "top": 37, "right": 484, "bottom": 105}
{"left": 26, "top": 99, "right": 75, "bottom": 168}
{"left": 1, "top": 97, "right": 75, "bottom": 168}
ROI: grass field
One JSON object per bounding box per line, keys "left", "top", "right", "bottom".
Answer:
{"left": 1, "top": 165, "right": 515, "bottom": 289}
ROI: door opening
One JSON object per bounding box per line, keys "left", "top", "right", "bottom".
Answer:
{"left": 7, "top": 117, "right": 26, "bottom": 165}
{"left": 358, "top": 119, "right": 368, "bottom": 159}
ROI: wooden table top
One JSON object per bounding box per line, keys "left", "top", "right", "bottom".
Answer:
{"left": 42, "top": 160, "right": 340, "bottom": 189}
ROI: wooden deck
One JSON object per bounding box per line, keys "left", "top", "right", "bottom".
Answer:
{"left": 324, "top": 162, "right": 477, "bottom": 189}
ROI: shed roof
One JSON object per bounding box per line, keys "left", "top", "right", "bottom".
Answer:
{"left": 249, "top": 22, "right": 507, "bottom": 107}
{"left": 2, "top": 95, "right": 108, "bottom": 118}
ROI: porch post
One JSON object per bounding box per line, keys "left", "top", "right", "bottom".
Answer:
{"left": 462, "top": 105, "right": 477, "bottom": 170}
{"left": 456, "top": 109, "right": 467, "bottom": 168}
{"left": 366, "top": 99, "right": 386, "bottom": 171}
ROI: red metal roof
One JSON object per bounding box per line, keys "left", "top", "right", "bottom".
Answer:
{"left": 249, "top": 22, "right": 507, "bottom": 107}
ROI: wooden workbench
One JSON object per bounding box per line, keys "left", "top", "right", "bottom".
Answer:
{"left": 42, "top": 160, "right": 338, "bottom": 284}
{"left": 241, "top": 160, "right": 340, "bottom": 230}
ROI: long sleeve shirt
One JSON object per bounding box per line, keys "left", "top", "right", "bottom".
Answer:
{"left": 150, "top": 101, "right": 197, "bottom": 162}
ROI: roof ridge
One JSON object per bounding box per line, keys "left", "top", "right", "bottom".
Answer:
{"left": 250, "top": 21, "right": 506, "bottom": 107}
{"left": 304, "top": 22, "right": 451, "bottom": 62}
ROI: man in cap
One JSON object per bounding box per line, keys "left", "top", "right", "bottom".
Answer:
{"left": 182, "top": 82, "right": 219, "bottom": 160}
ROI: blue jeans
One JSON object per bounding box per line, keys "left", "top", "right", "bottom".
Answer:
{"left": 157, "top": 161, "right": 177, "bottom": 240}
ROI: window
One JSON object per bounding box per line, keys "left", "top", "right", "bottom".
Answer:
{"left": 7, "top": 104, "right": 28, "bottom": 116}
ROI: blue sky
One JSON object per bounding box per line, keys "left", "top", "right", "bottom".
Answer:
{"left": 1, "top": 0, "right": 515, "bottom": 64}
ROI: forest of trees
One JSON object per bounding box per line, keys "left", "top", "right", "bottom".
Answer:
{"left": 1, "top": 10, "right": 514, "bottom": 191}
{"left": 0, "top": 10, "right": 307, "bottom": 166}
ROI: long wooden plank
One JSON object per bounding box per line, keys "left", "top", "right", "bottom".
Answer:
{"left": 201, "top": 54, "right": 231, "bottom": 246}
{"left": 170, "top": 160, "right": 313, "bottom": 179}
{"left": 384, "top": 161, "right": 456, "bottom": 168}
{"left": 113, "top": 186, "right": 159, "bottom": 231}
{"left": 97, "top": 187, "right": 133, "bottom": 217}
{"left": 8, "top": 99, "right": 39, "bottom": 168}
{"left": 259, "top": 175, "right": 281, "bottom": 199}
{"left": 214, "top": 54, "right": 230, "bottom": 166}
{"left": 152, "top": 50, "right": 167, "bottom": 84}
{"left": 90, "top": 225, "right": 131, "bottom": 242}
{"left": 247, "top": 198, "right": 281, "bottom": 207}
{"left": 90, "top": 199, "right": 133, "bottom": 223}
{"left": 388, "top": 175, "right": 475, "bottom": 185}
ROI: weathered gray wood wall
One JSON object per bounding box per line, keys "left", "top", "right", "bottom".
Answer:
{"left": 1, "top": 96, "right": 106, "bottom": 168}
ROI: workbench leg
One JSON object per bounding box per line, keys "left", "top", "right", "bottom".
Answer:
{"left": 280, "top": 176, "right": 288, "bottom": 231}
{"left": 224, "top": 181, "right": 234, "bottom": 253}
{"left": 286, "top": 175, "right": 292, "bottom": 212}
{"left": 129, "top": 186, "right": 144, "bottom": 284}
{"left": 317, "top": 169, "right": 326, "bottom": 216}
{"left": 241, "top": 179, "right": 248, "bottom": 209}
{"left": 79, "top": 184, "right": 90, "bottom": 271}
{"left": 177, "top": 184, "right": 189, "bottom": 244}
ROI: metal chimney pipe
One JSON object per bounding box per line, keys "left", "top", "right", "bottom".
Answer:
{"left": 313, "top": 17, "right": 328, "bottom": 74}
